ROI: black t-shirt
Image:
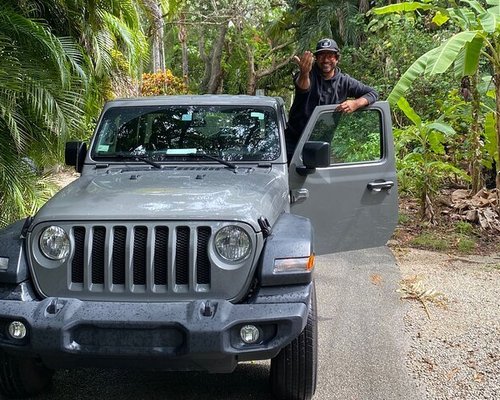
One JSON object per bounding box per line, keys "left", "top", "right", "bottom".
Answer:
{"left": 286, "top": 65, "right": 378, "bottom": 158}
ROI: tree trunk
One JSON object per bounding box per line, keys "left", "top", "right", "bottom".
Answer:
{"left": 206, "top": 23, "right": 228, "bottom": 93}
{"left": 246, "top": 44, "right": 257, "bottom": 95}
{"left": 336, "top": 8, "right": 345, "bottom": 43}
{"left": 247, "top": 75, "right": 258, "bottom": 96}
{"left": 200, "top": 23, "right": 227, "bottom": 93}
{"left": 359, "top": 0, "right": 370, "bottom": 14}
{"left": 199, "top": 32, "right": 210, "bottom": 91}
{"left": 144, "top": 0, "right": 165, "bottom": 72}
{"left": 178, "top": 14, "right": 189, "bottom": 86}
{"left": 495, "top": 72, "right": 500, "bottom": 191}
{"left": 470, "top": 74, "right": 483, "bottom": 194}
{"left": 245, "top": 43, "right": 294, "bottom": 95}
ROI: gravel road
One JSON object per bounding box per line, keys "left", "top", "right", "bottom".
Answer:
{"left": 394, "top": 247, "right": 500, "bottom": 400}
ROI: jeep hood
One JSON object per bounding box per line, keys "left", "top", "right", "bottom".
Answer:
{"left": 34, "top": 167, "right": 289, "bottom": 231}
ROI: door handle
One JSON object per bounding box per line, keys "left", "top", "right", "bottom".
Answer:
{"left": 367, "top": 180, "right": 394, "bottom": 192}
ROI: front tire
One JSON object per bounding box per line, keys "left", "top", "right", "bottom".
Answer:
{"left": 0, "top": 350, "right": 53, "bottom": 398}
{"left": 270, "top": 283, "right": 318, "bottom": 400}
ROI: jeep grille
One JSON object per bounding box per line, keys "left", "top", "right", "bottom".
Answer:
{"left": 70, "top": 224, "right": 211, "bottom": 288}
{"left": 29, "top": 221, "right": 258, "bottom": 302}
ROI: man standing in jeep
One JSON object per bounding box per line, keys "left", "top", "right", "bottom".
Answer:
{"left": 286, "top": 38, "right": 378, "bottom": 158}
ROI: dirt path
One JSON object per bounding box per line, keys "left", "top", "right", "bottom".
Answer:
{"left": 393, "top": 247, "right": 500, "bottom": 399}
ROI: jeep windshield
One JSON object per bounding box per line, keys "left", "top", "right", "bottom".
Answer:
{"left": 91, "top": 105, "right": 281, "bottom": 163}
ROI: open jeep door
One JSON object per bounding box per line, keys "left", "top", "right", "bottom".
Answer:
{"left": 288, "top": 101, "right": 398, "bottom": 255}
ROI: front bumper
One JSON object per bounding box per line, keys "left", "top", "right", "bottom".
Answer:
{"left": 0, "top": 283, "right": 311, "bottom": 373}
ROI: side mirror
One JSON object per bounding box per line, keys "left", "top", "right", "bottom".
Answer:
{"left": 65, "top": 142, "right": 87, "bottom": 173}
{"left": 296, "top": 141, "right": 330, "bottom": 176}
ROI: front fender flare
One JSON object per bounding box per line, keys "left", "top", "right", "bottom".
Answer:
{"left": 258, "top": 213, "right": 314, "bottom": 286}
{"left": 0, "top": 219, "right": 30, "bottom": 284}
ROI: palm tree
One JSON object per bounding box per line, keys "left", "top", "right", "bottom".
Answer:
{"left": 287, "top": 0, "right": 371, "bottom": 50}
{"left": 0, "top": 0, "right": 84, "bottom": 226}
{"left": 0, "top": 0, "right": 150, "bottom": 227}
{"left": 142, "top": 0, "right": 167, "bottom": 73}
{"left": 37, "top": 0, "right": 149, "bottom": 103}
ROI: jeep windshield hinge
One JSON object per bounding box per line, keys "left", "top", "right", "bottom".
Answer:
{"left": 20, "top": 216, "right": 33, "bottom": 239}
{"left": 258, "top": 217, "right": 272, "bottom": 237}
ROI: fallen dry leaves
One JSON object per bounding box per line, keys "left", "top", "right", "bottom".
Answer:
{"left": 449, "top": 188, "right": 500, "bottom": 232}
{"left": 370, "top": 274, "right": 383, "bottom": 286}
{"left": 398, "top": 275, "right": 447, "bottom": 319}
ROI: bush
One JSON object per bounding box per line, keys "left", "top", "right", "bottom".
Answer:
{"left": 141, "top": 70, "right": 189, "bottom": 96}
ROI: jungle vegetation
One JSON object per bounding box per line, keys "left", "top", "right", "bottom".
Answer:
{"left": 0, "top": 0, "right": 498, "bottom": 227}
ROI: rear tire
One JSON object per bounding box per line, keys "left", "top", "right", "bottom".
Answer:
{"left": 0, "top": 350, "right": 53, "bottom": 398}
{"left": 270, "top": 283, "right": 318, "bottom": 400}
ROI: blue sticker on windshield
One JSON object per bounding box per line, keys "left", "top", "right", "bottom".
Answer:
{"left": 182, "top": 114, "right": 193, "bottom": 121}
{"left": 250, "top": 112, "right": 264, "bottom": 120}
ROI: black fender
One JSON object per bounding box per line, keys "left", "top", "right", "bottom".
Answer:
{"left": 0, "top": 219, "right": 30, "bottom": 284}
{"left": 258, "top": 213, "right": 314, "bottom": 286}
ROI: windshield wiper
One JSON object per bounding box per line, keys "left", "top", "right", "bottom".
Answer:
{"left": 114, "top": 151, "right": 236, "bottom": 170}
{"left": 186, "top": 153, "right": 237, "bottom": 170}
{"left": 114, "top": 153, "right": 162, "bottom": 169}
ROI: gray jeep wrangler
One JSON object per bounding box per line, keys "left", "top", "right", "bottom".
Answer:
{"left": 0, "top": 95, "right": 397, "bottom": 399}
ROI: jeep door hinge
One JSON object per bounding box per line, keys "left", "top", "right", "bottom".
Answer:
{"left": 290, "top": 188, "right": 309, "bottom": 204}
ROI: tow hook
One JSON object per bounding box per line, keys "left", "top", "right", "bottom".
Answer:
{"left": 200, "top": 300, "right": 217, "bottom": 317}
{"left": 46, "top": 298, "right": 64, "bottom": 316}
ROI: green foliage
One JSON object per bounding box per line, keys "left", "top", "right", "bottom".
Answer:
{"left": 454, "top": 220, "right": 474, "bottom": 235}
{"left": 0, "top": 0, "right": 150, "bottom": 226}
{"left": 330, "top": 113, "right": 381, "bottom": 163}
{"left": 484, "top": 111, "right": 499, "bottom": 168}
{"left": 375, "top": 0, "right": 499, "bottom": 106}
{"left": 388, "top": 31, "right": 479, "bottom": 105}
{"left": 333, "top": 132, "right": 380, "bottom": 163}
{"left": 288, "top": 0, "right": 364, "bottom": 49}
{"left": 452, "top": 221, "right": 478, "bottom": 254}
{"left": 410, "top": 232, "right": 449, "bottom": 251}
{"left": 141, "top": 70, "right": 189, "bottom": 95}
{"left": 457, "top": 237, "right": 477, "bottom": 253}
{"left": 309, "top": 110, "right": 382, "bottom": 164}
{"left": 374, "top": 0, "right": 500, "bottom": 188}
{"left": 342, "top": 13, "right": 455, "bottom": 120}
{"left": 395, "top": 98, "right": 468, "bottom": 219}
{"left": 163, "top": 0, "right": 293, "bottom": 95}
{"left": 0, "top": 159, "right": 59, "bottom": 228}
{"left": 398, "top": 212, "right": 411, "bottom": 225}
{"left": 0, "top": 1, "right": 87, "bottom": 226}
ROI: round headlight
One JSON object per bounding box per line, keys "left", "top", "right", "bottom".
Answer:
{"left": 214, "top": 226, "right": 251, "bottom": 262}
{"left": 39, "top": 226, "right": 70, "bottom": 260}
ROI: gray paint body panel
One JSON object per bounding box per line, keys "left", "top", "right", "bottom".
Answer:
{"left": 289, "top": 102, "right": 398, "bottom": 254}
{"left": 33, "top": 167, "right": 289, "bottom": 231}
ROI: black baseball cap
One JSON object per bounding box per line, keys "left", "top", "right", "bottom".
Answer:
{"left": 314, "top": 38, "right": 340, "bottom": 55}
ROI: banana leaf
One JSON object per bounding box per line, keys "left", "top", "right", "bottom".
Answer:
{"left": 373, "top": 2, "right": 434, "bottom": 14}
{"left": 484, "top": 111, "right": 499, "bottom": 165}
{"left": 388, "top": 31, "right": 479, "bottom": 105}
{"left": 454, "top": 36, "right": 484, "bottom": 77}
{"left": 479, "top": 10, "right": 499, "bottom": 33}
